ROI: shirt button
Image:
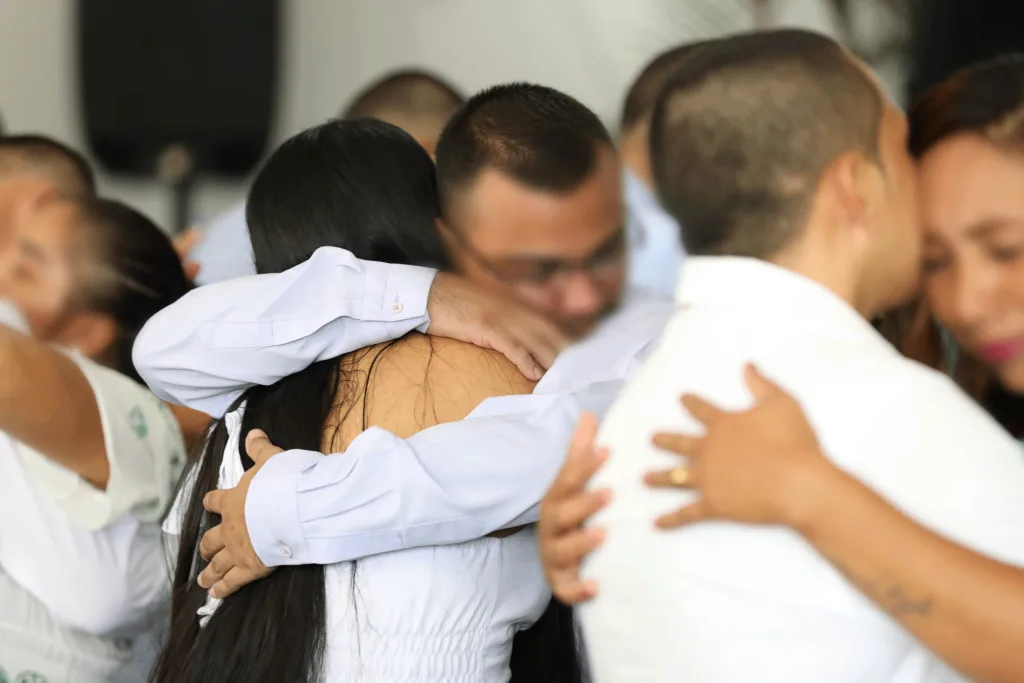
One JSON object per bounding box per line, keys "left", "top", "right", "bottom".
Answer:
{"left": 279, "top": 544, "right": 292, "bottom": 559}
{"left": 390, "top": 302, "right": 404, "bottom": 314}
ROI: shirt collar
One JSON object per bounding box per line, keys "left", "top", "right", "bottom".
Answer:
{"left": 623, "top": 169, "right": 679, "bottom": 232}
{"left": 676, "top": 256, "right": 887, "bottom": 346}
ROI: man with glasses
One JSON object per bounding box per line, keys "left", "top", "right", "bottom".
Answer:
{"left": 133, "top": 82, "right": 673, "bottom": 598}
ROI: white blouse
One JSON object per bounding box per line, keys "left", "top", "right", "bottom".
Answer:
{"left": 0, "top": 349, "right": 185, "bottom": 683}
{"left": 166, "top": 406, "right": 550, "bottom": 682}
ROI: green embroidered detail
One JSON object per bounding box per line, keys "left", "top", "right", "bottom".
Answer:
{"left": 14, "top": 672, "right": 48, "bottom": 683}
{"left": 128, "top": 406, "right": 149, "bottom": 439}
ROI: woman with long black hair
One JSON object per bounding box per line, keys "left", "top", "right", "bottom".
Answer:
{"left": 0, "top": 195, "right": 191, "bottom": 682}
{"left": 155, "top": 118, "right": 575, "bottom": 683}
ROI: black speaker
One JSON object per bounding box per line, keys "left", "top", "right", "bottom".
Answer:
{"left": 77, "top": 0, "right": 280, "bottom": 228}
{"left": 907, "top": 0, "right": 1024, "bottom": 101}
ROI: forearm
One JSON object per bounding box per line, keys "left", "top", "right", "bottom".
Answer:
{"left": 795, "top": 466, "right": 1024, "bottom": 683}
{"left": 0, "top": 326, "right": 108, "bottom": 487}
{"left": 248, "top": 392, "right": 582, "bottom": 566}
{"left": 133, "top": 246, "right": 435, "bottom": 417}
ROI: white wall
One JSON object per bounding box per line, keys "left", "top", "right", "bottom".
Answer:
{"left": 0, "top": 0, "right": 898, "bottom": 232}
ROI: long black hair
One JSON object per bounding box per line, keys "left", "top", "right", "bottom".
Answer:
{"left": 907, "top": 54, "right": 1024, "bottom": 438}
{"left": 152, "top": 118, "right": 583, "bottom": 683}
{"left": 78, "top": 198, "right": 191, "bottom": 384}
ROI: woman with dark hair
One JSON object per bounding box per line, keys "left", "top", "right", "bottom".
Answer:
{"left": 567, "top": 55, "right": 1024, "bottom": 683}
{"left": 0, "top": 195, "right": 191, "bottom": 681}
{"left": 155, "top": 118, "right": 564, "bottom": 683}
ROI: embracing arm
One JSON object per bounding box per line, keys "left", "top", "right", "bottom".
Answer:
{"left": 649, "top": 367, "right": 1024, "bottom": 683}
{"left": 245, "top": 386, "right": 606, "bottom": 565}
{"left": 134, "top": 246, "right": 568, "bottom": 419}
{"left": 0, "top": 324, "right": 108, "bottom": 487}
{"left": 790, "top": 465, "right": 1024, "bottom": 683}
{"left": 133, "top": 246, "right": 436, "bottom": 418}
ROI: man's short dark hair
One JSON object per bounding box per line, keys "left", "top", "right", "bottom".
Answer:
{"left": 0, "top": 134, "right": 96, "bottom": 196}
{"left": 620, "top": 42, "right": 709, "bottom": 134}
{"left": 435, "top": 82, "right": 613, "bottom": 219}
{"left": 341, "top": 69, "right": 465, "bottom": 129}
{"left": 651, "top": 29, "right": 882, "bottom": 258}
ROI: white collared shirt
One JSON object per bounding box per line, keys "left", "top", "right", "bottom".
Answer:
{"left": 623, "top": 169, "right": 685, "bottom": 297}
{"left": 579, "top": 256, "right": 1024, "bottom": 683}
{"left": 134, "top": 246, "right": 674, "bottom": 566}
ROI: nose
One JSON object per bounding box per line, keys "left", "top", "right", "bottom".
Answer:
{"left": 559, "top": 271, "right": 605, "bottom": 317}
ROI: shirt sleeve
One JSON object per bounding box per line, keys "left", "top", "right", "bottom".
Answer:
{"left": 133, "top": 246, "right": 438, "bottom": 418}
{"left": 245, "top": 387, "right": 603, "bottom": 566}
{"left": 19, "top": 352, "right": 187, "bottom": 532}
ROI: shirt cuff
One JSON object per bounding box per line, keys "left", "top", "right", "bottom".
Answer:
{"left": 246, "top": 448, "right": 323, "bottom": 567}
{"left": 360, "top": 261, "right": 436, "bottom": 338}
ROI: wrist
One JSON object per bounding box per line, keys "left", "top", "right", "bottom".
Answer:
{"left": 781, "top": 456, "right": 852, "bottom": 535}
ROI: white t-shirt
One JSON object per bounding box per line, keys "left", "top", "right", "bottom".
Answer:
{"left": 0, "top": 352, "right": 186, "bottom": 683}
{"left": 580, "top": 257, "right": 1024, "bottom": 683}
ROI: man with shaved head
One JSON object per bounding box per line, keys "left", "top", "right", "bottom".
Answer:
{"left": 558, "top": 28, "right": 1024, "bottom": 682}
{"left": 342, "top": 69, "right": 465, "bottom": 155}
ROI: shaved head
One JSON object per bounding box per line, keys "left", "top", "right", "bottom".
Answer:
{"left": 342, "top": 70, "right": 465, "bottom": 150}
{"left": 652, "top": 29, "right": 882, "bottom": 258}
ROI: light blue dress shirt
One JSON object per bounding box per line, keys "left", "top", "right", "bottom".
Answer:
{"left": 190, "top": 202, "right": 256, "bottom": 286}
{"left": 624, "top": 169, "right": 686, "bottom": 297}
{"left": 134, "top": 247, "right": 674, "bottom": 566}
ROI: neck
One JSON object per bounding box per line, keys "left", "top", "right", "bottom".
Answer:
{"left": 770, "top": 236, "right": 876, "bottom": 319}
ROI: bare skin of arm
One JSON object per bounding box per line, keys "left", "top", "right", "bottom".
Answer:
{"left": 0, "top": 324, "right": 109, "bottom": 487}
{"left": 645, "top": 364, "right": 1024, "bottom": 683}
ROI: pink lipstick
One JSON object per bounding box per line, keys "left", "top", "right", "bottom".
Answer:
{"left": 980, "top": 337, "right": 1024, "bottom": 363}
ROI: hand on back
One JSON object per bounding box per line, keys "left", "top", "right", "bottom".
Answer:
{"left": 426, "top": 273, "right": 570, "bottom": 380}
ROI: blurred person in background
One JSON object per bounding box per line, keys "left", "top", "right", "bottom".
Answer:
{"left": 186, "top": 68, "right": 465, "bottom": 286}
{"left": 0, "top": 135, "right": 209, "bottom": 446}
{"left": 0, "top": 135, "right": 96, "bottom": 254}
{"left": 618, "top": 42, "right": 705, "bottom": 296}
{"left": 155, "top": 117, "right": 576, "bottom": 683}
{"left": 551, "top": 29, "right": 1024, "bottom": 682}
{"left": 0, "top": 194, "right": 190, "bottom": 683}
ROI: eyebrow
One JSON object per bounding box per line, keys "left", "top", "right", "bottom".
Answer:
{"left": 964, "top": 218, "right": 1024, "bottom": 240}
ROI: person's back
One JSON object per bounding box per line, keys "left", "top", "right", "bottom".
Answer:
{"left": 311, "top": 334, "right": 545, "bottom": 679}
{"left": 580, "top": 30, "right": 1024, "bottom": 682}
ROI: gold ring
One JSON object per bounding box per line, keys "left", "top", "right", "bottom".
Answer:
{"left": 668, "top": 466, "right": 690, "bottom": 487}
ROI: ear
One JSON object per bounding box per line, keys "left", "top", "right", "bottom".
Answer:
{"left": 59, "top": 312, "right": 118, "bottom": 359}
{"left": 823, "top": 151, "right": 882, "bottom": 233}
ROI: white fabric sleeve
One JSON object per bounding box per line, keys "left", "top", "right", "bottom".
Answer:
{"left": 133, "top": 246, "right": 437, "bottom": 418}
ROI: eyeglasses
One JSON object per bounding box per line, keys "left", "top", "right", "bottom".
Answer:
{"left": 451, "top": 227, "right": 627, "bottom": 285}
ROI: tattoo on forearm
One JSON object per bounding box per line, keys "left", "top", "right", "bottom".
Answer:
{"left": 830, "top": 556, "right": 934, "bottom": 618}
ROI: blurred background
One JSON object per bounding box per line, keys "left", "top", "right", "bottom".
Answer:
{"left": 0, "top": 0, "right": 1016, "bottom": 235}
